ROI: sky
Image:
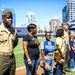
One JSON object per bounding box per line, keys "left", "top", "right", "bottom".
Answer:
{"left": 0, "top": 0, "right": 68, "bottom": 30}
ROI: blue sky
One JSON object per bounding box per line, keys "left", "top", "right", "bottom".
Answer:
{"left": 0, "top": 0, "right": 67, "bottom": 30}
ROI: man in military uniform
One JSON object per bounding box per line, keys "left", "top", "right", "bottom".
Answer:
{"left": 62, "top": 22, "right": 70, "bottom": 73}
{"left": 0, "top": 10, "right": 18, "bottom": 75}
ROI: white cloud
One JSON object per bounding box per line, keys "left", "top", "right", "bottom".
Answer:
{"left": 38, "top": 15, "right": 62, "bottom": 23}
{"left": 38, "top": 15, "right": 62, "bottom": 30}
{"left": 38, "top": 17, "right": 51, "bottom": 23}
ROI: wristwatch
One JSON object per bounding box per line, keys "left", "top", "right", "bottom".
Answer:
{"left": 27, "top": 59, "right": 31, "bottom": 62}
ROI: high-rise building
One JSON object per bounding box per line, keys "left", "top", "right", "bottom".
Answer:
{"left": 62, "top": 0, "right": 75, "bottom": 22}
{"left": 62, "top": 6, "right": 68, "bottom": 22}
{"left": 67, "top": 0, "right": 75, "bottom": 21}
{"left": 49, "top": 19, "right": 60, "bottom": 32}
{"left": 26, "top": 12, "right": 37, "bottom": 25}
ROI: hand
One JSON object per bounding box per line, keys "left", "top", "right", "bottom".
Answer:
{"left": 28, "top": 60, "right": 32, "bottom": 66}
{"left": 40, "top": 56, "right": 42, "bottom": 60}
{"left": 35, "top": 39, "right": 40, "bottom": 46}
{"left": 42, "top": 58, "right": 45, "bottom": 64}
{"left": 61, "top": 53, "right": 65, "bottom": 58}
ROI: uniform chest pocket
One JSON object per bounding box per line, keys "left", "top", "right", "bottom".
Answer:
{"left": 0, "top": 32, "right": 9, "bottom": 42}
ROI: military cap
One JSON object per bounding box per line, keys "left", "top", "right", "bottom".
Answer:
{"left": 2, "top": 10, "right": 12, "bottom": 17}
{"left": 61, "top": 22, "right": 68, "bottom": 26}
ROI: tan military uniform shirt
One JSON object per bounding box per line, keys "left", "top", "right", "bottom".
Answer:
{"left": 63, "top": 31, "right": 69, "bottom": 45}
{"left": 0, "top": 23, "right": 18, "bottom": 55}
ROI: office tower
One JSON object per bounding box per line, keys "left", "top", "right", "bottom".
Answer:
{"left": 26, "top": 12, "right": 37, "bottom": 25}
{"left": 62, "top": 6, "right": 68, "bottom": 22}
{"left": 67, "top": 0, "right": 75, "bottom": 21}
{"left": 62, "top": 0, "right": 75, "bottom": 22}
{"left": 49, "top": 19, "right": 60, "bottom": 32}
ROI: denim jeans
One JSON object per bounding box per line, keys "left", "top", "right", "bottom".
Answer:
{"left": 55, "top": 63, "right": 62, "bottom": 75}
{"left": 44, "top": 60, "right": 54, "bottom": 75}
{"left": 70, "top": 58, "right": 75, "bottom": 69}
{"left": 24, "top": 58, "right": 40, "bottom": 75}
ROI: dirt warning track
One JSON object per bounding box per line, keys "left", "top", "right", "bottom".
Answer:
{"left": 16, "top": 65, "right": 44, "bottom": 75}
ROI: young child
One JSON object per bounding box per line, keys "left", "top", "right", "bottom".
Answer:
{"left": 40, "top": 32, "right": 56, "bottom": 75}
{"left": 73, "top": 36, "right": 75, "bottom": 53}
{"left": 73, "top": 36, "right": 75, "bottom": 69}
{"left": 69, "top": 31, "right": 75, "bottom": 71}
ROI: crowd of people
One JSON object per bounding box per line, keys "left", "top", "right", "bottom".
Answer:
{"left": 23, "top": 22, "right": 75, "bottom": 75}
{"left": 0, "top": 9, "right": 75, "bottom": 75}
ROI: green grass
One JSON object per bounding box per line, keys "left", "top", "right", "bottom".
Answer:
{"left": 14, "top": 38, "right": 24, "bottom": 66}
{"left": 14, "top": 38, "right": 75, "bottom": 75}
{"left": 65, "top": 71, "right": 75, "bottom": 75}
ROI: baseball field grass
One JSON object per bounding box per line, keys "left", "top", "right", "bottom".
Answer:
{"left": 14, "top": 38, "right": 75, "bottom": 75}
{"left": 14, "top": 38, "right": 24, "bottom": 66}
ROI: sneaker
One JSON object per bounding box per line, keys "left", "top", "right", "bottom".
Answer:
{"left": 65, "top": 69, "right": 71, "bottom": 72}
{"left": 65, "top": 68, "right": 71, "bottom": 72}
